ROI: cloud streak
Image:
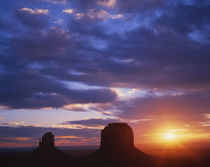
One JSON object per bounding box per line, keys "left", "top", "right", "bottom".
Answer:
{"left": 64, "top": 118, "right": 121, "bottom": 127}
{"left": 19, "top": 8, "right": 48, "bottom": 15}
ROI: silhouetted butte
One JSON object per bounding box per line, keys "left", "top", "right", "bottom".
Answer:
{"left": 32, "top": 132, "right": 67, "bottom": 162}
{"left": 89, "top": 123, "right": 150, "bottom": 163}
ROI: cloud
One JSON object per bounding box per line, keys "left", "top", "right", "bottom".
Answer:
{"left": 0, "top": 70, "right": 117, "bottom": 108}
{"left": 71, "top": 9, "right": 123, "bottom": 20}
{"left": 98, "top": 0, "right": 164, "bottom": 12}
{"left": 97, "top": 0, "right": 116, "bottom": 8}
{"left": 54, "top": 19, "right": 64, "bottom": 25}
{"left": 154, "top": 3, "right": 210, "bottom": 35}
{"left": 87, "top": 9, "right": 110, "bottom": 20}
{"left": 0, "top": 0, "right": 210, "bottom": 115}
{"left": 2, "top": 121, "right": 25, "bottom": 126}
{"left": 16, "top": 8, "right": 49, "bottom": 29}
{"left": 0, "top": 126, "right": 100, "bottom": 146}
{"left": 62, "top": 8, "right": 74, "bottom": 14}
{"left": 19, "top": 8, "right": 48, "bottom": 15}
{"left": 116, "top": 90, "right": 210, "bottom": 121}
{"left": 74, "top": 13, "right": 85, "bottom": 20}
{"left": 0, "top": 126, "right": 100, "bottom": 138}
{"left": 110, "top": 14, "right": 124, "bottom": 19}
{"left": 63, "top": 118, "right": 121, "bottom": 127}
{"left": 63, "top": 103, "right": 105, "bottom": 111}
{"left": 86, "top": 9, "right": 123, "bottom": 20}
{"left": 0, "top": 137, "right": 31, "bottom": 143}
{"left": 44, "top": 0, "right": 68, "bottom": 4}
{"left": 70, "top": 0, "right": 163, "bottom": 11}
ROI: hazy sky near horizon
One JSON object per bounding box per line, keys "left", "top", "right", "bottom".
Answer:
{"left": 0, "top": 0, "right": 210, "bottom": 148}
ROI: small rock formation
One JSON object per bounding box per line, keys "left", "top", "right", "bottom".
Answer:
{"left": 39, "top": 132, "right": 55, "bottom": 149}
{"left": 32, "top": 132, "right": 66, "bottom": 161}
{"left": 89, "top": 123, "right": 150, "bottom": 163}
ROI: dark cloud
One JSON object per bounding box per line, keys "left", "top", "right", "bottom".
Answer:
{"left": 64, "top": 118, "right": 121, "bottom": 127}
{"left": 0, "top": 137, "right": 33, "bottom": 143}
{"left": 0, "top": 71, "right": 117, "bottom": 108}
{"left": 0, "top": 26, "right": 117, "bottom": 109}
{"left": 0, "top": 126, "right": 100, "bottom": 138}
{"left": 0, "top": 0, "right": 210, "bottom": 111}
{"left": 117, "top": 91, "right": 210, "bottom": 120}
{"left": 154, "top": 3, "right": 210, "bottom": 34}
{"left": 72, "top": 0, "right": 99, "bottom": 9}
{"left": 69, "top": 0, "right": 164, "bottom": 11}
{"left": 116, "top": 0, "right": 164, "bottom": 12}
{"left": 70, "top": 18, "right": 109, "bottom": 38}
{"left": 0, "top": 126, "right": 100, "bottom": 145}
{"left": 16, "top": 9, "right": 49, "bottom": 29}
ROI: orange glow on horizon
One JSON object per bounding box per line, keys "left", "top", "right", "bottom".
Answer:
{"left": 135, "top": 120, "right": 210, "bottom": 146}
{"left": 164, "top": 132, "right": 176, "bottom": 141}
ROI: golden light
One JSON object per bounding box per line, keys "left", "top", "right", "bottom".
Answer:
{"left": 164, "top": 132, "right": 176, "bottom": 140}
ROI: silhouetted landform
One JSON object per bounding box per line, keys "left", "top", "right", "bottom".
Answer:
{"left": 86, "top": 123, "right": 152, "bottom": 166}
{"left": 39, "top": 132, "right": 55, "bottom": 148}
{"left": 1, "top": 124, "right": 210, "bottom": 167}
{"left": 32, "top": 132, "right": 69, "bottom": 166}
{"left": 33, "top": 132, "right": 64, "bottom": 157}
{"left": 101, "top": 123, "right": 134, "bottom": 149}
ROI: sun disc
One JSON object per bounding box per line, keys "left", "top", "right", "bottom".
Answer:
{"left": 164, "top": 132, "right": 176, "bottom": 140}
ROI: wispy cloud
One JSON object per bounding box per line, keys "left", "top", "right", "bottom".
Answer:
{"left": 54, "top": 19, "right": 64, "bottom": 25}
{"left": 2, "top": 121, "right": 25, "bottom": 127}
{"left": 62, "top": 8, "right": 74, "bottom": 14}
{"left": 55, "top": 136, "right": 81, "bottom": 139}
{"left": 63, "top": 118, "right": 122, "bottom": 128}
{"left": 74, "top": 13, "right": 85, "bottom": 19}
{"left": 205, "top": 114, "right": 210, "bottom": 119}
{"left": 73, "top": 9, "right": 123, "bottom": 20}
{"left": 87, "top": 9, "right": 123, "bottom": 20}
{"left": 44, "top": 0, "right": 68, "bottom": 4}
{"left": 19, "top": 8, "right": 48, "bottom": 15}
{"left": 98, "top": 0, "right": 117, "bottom": 8}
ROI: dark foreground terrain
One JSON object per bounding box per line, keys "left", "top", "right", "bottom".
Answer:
{"left": 1, "top": 147, "right": 210, "bottom": 167}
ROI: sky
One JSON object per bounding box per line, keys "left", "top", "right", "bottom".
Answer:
{"left": 0, "top": 0, "right": 210, "bottom": 149}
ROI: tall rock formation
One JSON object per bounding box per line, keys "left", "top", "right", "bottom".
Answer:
{"left": 100, "top": 123, "right": 134, "bottom": 150}
{"left": 89, "top": 123, "right": 150, "bottom": 163}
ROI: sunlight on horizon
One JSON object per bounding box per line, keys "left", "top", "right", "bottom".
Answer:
{"left": 164, "top": 132, "right": 177, "bottom": 141}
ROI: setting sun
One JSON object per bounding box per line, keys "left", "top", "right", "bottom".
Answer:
{"left": 164, "top": 132, "right": 176, "bottom": 140}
